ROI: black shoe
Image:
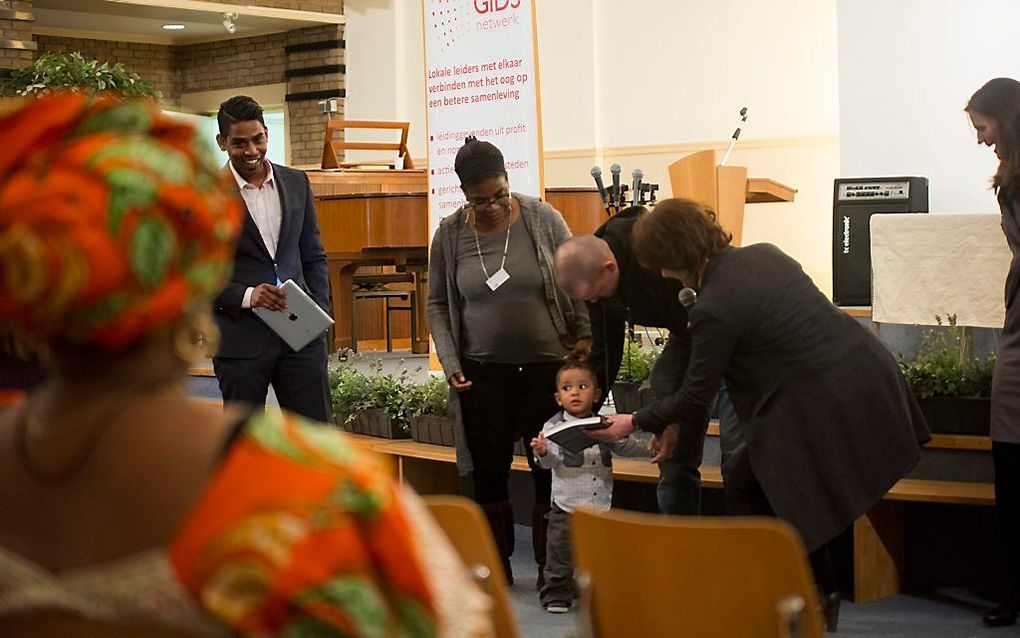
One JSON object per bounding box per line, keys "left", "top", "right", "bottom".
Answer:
{"left": 502, "top": 557, "right": 514, "bottom": 586}
{"left": 821, "top": 592, "right": 840, "bottom": 632}
{"left": 983, "top": 605, "right": 1018, "bottom": 627}
{"left": 543, "top": 599, "right": 570, "bottom": 614}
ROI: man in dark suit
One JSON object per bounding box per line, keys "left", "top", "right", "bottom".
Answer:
{"left": 212, "top": 95, "right": 331, "bottom": 422}
{"left": 554, "top": 209, "right": 744, "bottom": 516}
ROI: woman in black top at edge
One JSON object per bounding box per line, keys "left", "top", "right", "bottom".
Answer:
{"left": 967, "top": 77, "right": 1020, "bottom": 628}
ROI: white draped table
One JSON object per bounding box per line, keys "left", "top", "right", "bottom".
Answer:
{"left": 870, "top": 213, "right": 1010, "bottom": 327}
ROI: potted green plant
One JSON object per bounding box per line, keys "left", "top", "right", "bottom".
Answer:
{"left": 1, "top": 52, "right": 156, "bottom": 98}
{"left": 899, "top": 315, "right": 995, "bottom": 435}
{"left": 407, "top": 376, "right": 456, "bottom": 446}
{"left": 612, "top": 337, "right": 661, "bottom": 413}
{"left": 329, "top": 360, "right": 411, "bottom": 439}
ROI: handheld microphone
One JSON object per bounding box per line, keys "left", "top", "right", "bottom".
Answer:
{"left": 610, "top": 164, "right": 622, "bottom": 211}
{"left": 719, "top": 106, "right": 749, "bottom": 167}
{"left": 591, "top": 166, "right": 611, "bottom": 216}
{"left": 678, "top": 287, "right": 697, "bottom": 308}
{"left": 631, "top": 168, "right": 644, "bottom": 207}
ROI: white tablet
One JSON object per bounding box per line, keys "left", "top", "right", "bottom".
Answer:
{"left": 253, "top": 279, "right": 334, "bottom": 352}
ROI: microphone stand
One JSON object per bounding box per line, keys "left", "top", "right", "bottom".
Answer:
{"left": 719, "top": 106, "right": 748, "bottom": 167}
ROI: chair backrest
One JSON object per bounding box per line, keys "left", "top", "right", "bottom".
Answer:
{"left": 422, "top": 495, "right": 522, "bottom": 638}
{"left": 321, "top": 119, "right": 415, "bottom": 169}
{"left": 571, "top": 509, "right": 825, "bottom": 638}
{"left": 0, "top": 611, "right": 200, "bottom": 638}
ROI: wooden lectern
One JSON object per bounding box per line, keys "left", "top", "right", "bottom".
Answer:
{"left": 667, "top": 150, "right": 796, "bottom": 245}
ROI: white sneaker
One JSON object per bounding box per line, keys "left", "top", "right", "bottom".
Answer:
{"left": 544, "top": 601, "right": 570, "bottom": 614}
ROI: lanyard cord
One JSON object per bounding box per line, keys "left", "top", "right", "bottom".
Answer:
{"left": 470, "top": 208, "right": 511, "bottom": 281}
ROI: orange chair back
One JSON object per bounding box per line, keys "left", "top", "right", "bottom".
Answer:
{"left": 571, "top": 509, "right": 824, "bottom": 638}
{"left": 423, "top": 495, "right": 522, "bottom": 638}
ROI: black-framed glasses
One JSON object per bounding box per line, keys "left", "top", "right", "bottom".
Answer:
{"left": 466, "top": 192, "right": 511, "bottom": 210}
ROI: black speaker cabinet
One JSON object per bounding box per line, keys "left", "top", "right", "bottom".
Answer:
{"left": 832, "top": 176, "right": 929, "bottom": 306}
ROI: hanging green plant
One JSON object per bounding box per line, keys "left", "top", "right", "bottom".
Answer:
{"left": 616, "top": 337, "right": 661, "bottom": 384}
{"left": 2, "top": 52, "right": 156, "bottom": 98}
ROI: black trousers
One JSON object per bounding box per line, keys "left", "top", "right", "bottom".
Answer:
{"left": 993, "top": 441, "right": 1020, "bottom": 607}
{"left": 213, "top": 333, "right": 331, "bottom": 423}
{"left": 457, "top": 358, "right": 559, "bottom": 505}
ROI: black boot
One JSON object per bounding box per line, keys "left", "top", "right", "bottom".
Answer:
{"left": 532, "top": 503, "right": 551, "bottom": 591}
{"left": 983, "top": 605, "right": 1018, "bottom": 627}
{"left": 821, "top": 591, "right": 841, "bottom": 632}
{"left": 481, "top": 501, "right": 514, "bottom": 585}
{"left": 809, "top": 544, "right": 840, "bottom": 632}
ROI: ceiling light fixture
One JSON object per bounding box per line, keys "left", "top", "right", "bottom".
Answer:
{"left": 162, "top": 24, "right": 186, "bottom": 30}
{"left": 222, "top": 12, "right": 238, "bottom": 34}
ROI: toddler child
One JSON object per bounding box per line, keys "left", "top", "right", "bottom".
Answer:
{"left": 531, "top": 360, "right": 647, "bottom": 613}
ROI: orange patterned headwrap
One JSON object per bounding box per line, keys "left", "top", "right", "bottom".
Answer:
{"left": 0, "top": 93, "right": 241, "bottom": 350}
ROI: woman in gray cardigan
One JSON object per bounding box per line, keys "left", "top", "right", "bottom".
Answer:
{"left": 427, "top": 138, "right": 591, "bottom": 586}
{"left": 968, "top": 77, "right": 1020, "bottom": 628}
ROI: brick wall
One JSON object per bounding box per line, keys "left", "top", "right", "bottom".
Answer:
{"left": 25, "top": 0, "right": 344, "bottom": 167}
{"left": 176, "top": 33, "right": 288, "bottom": 94}
{"left": 35, "top": 35, "right": 179, "bottom": 104}
{"left": 284, "top": 24, "right": 345, "bottom": 166}
{"left": 0, "top": 2, "right": 35, "bottom": 73}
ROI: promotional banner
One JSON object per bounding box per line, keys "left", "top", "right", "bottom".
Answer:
{"left": 422, "top": 0, "right": 544, "bottom": 238}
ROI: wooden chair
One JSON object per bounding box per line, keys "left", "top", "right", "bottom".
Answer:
{"left": 422, "top": 495, "right": 522, "bottom": 638}
{"left": 321, "top": 119, "right": 416, "bottom": 170}
{"left": 350, "top": 272, "right": 417, "bottom": 353}
{"left": 571, "top": 509, "right": 824, "bottom": 638}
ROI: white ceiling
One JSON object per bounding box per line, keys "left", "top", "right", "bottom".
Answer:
{"left": 32, "top": 0, "right": 342, "bottom": 44}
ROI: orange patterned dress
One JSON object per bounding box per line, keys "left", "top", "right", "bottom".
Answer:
{"left": 170, "top": 410, "right": 440, "bottom": 637}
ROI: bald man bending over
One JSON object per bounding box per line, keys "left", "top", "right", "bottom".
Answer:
{"left": 554, "top": 208, "right": 743, "bottom": 515}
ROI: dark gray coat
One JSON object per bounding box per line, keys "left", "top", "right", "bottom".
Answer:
{"left": 634, "top": 243, "right": 930, "bottom": 550}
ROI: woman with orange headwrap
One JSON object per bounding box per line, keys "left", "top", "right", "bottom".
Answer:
{"left": 0, "top": 94, "right": 491, "bottom": 637}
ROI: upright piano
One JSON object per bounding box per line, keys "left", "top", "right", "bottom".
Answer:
{"left": 306, "top": 170, "right": 618, "bottom": 353}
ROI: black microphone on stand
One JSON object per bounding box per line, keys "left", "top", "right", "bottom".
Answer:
{"left": 591, "top": 166, "right": 611, "bottom": 217}
{"left": 631, "top": 168, "right": 644, "bottom": 207}
{"left": 610, "top": 164, "right": 622, "bottom": 213}
{"left": 720, "top": 106, "right": 749, "bottom": 167}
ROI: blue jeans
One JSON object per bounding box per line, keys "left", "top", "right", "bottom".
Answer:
{"left": 650, "top": 334, "right": 744, "bottom": 515}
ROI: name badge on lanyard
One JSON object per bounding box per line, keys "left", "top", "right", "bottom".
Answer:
{"left": 486, "top": 267, "right": 510, "bottom": 291}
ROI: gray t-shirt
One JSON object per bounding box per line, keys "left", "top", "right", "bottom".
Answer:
{"left": 455, "top": 217, "right": 567, "bottom": 363}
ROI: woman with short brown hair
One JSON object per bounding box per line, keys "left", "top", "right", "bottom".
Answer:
{"left": 592, "top": 198, "right": 930, "bottom": 631}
